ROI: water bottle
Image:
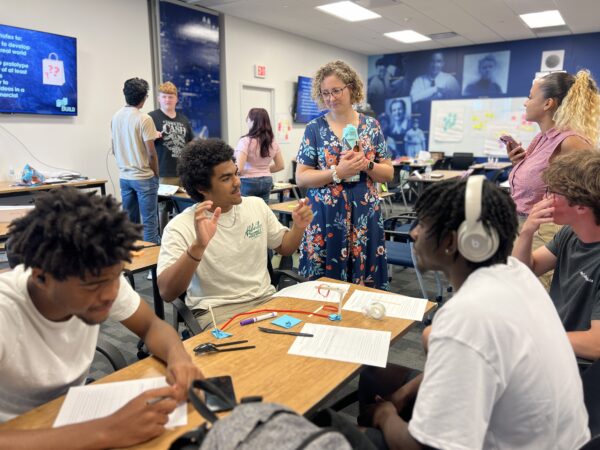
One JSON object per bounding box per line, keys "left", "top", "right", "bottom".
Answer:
{"left": 424, "top": 164, "right": 432, "bottom": 179}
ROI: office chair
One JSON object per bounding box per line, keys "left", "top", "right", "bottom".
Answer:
{"left": 449, "top": 152, "right": 474, "bottom": 170}
{"left": 289, "top": 160, "right": 308, "bottom": 198}
{"left": 167, "top": 255, "right": 306, "bottom": 338}
{"left": 384, "top": 214, "right": 443, "bottom": 302}
{"left": 387, "top": 167, "right": 410, "bottom": 210}
{"left": 171, "top": 195, "right": 196, "bottom": 214}
{"left": 582, "top": 359, "right": 600, "bottom": 437}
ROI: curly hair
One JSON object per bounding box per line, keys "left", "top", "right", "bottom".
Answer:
{"left": 311, "top": 60, "right": 365, "bottom": 109}
{"left": 178, "top": 138, "right": 235, "bottom": 202}
{"left": 123, "top": 77, "right": 149, "bottom": 106}
{"left": 540, "top": 70, "right": 600, "bottom": 145}
{"left": 543, "top": 149, "right": 600, "bottom": 224}
{"left": 415, "top": 178, "right": 518, "bottom": 268}
{"left": 8, "top": 188, "right": 141, "bottom": 280}
{"left": 158, "top": 81, "right": 178, "bottom": 95}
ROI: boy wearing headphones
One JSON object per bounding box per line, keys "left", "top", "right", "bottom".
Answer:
{"left": 361, "top": 176, "right": 588, "bottom": 450}
{"left": 513, "top": 150, "right": 600, "bottom": 361}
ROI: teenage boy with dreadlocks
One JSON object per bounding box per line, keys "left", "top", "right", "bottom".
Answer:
{"left": 0, "top": 188, "right": 203, "bottom": 449}
{"left": 359, "top": 177, "right": 588, "bottom": 450}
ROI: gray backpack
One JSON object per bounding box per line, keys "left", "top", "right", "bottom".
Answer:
{"left": 169, "top": 379, "right": 353, "bottom": 450}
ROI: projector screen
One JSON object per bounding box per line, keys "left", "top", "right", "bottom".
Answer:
{"left": 0, "top": 23, "right": 77, "bottom": 116}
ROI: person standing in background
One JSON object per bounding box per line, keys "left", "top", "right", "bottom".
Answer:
{"left": 111, "top": 78, "right": 160, "bottom": 244}
{"left": 505, "top": 70, "right": 600, "bottom": 289}
{"left": 234, "top": 108, "right": 284, "bottom": 204}
{"left": 149, "top": 82, "right": 194, "bottom": 187}
{"left": 295, "top": 60, "right": 393, "bottom": 289}
{"left": 149, "top": 81, "right": 194, "bottom": 232}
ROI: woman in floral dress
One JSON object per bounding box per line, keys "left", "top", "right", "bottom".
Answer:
{"left": 295, "top": 60, "right": 393, "bottom": 289}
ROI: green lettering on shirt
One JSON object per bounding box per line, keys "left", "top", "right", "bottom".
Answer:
{"left": 245, "top": 221, "right": 263, "bottom": 239}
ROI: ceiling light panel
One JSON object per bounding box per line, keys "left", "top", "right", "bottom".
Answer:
{"left": 316, "top": 1, "right": 381, "bottom": 22}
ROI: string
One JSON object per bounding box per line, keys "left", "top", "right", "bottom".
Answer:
{"left": 219, "top": 308, "right": 329, "bottom": 331}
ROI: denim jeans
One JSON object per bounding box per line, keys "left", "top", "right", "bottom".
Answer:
{"left": 240, "top": 176, "right": 273, "bottom": 203}
{"left": 120, "top": 177, "right": 160, "bottom": 244}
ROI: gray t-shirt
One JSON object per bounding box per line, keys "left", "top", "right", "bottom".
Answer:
{"left": 547, "top": 226, "right": 600, "bottom": 331}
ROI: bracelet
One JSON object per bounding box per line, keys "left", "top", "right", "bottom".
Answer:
{"left": 186, "top": 248, "right": 202, "bottom": 262}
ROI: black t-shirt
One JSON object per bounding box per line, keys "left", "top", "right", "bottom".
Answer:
{"left": 148, "top": 109, "right": 193, "bottom": 177}
{"left": 547, "top": 226, "right": 600, "bottom": 331}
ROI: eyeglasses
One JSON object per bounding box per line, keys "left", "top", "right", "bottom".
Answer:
{"left": 320, "top": 84, "right": 351, "bottom": 99}
{"left": 544, "top": 186, "right": 561, "bottom": 198}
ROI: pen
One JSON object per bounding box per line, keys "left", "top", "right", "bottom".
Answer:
{"left": 146, "top": 395, "right": 170, "bottom": 405}
{"left": 240, "top": 311, "right": 278, "bottom": 326}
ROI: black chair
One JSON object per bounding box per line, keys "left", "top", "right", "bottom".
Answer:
{"left": 168, "top": 255, "right": 306, "bottom": 338}
{"left": 582, "top": 359, "right": 600, "bottom": 437}
{"left": 289, "top": 160, "right": 308, "bottom": 198}
{"left": 449, "top": 152, "right": 474, "bottom": 170}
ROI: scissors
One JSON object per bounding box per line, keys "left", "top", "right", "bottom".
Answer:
{"left": 193, "top": 340, "right": 255, "bottom": 355}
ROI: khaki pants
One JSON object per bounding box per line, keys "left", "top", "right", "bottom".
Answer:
{"left": 192, "top": 295, "right": 272, "bottom": 331}
{"left": 518, "top": 217, "right": 562, "bottom": 291}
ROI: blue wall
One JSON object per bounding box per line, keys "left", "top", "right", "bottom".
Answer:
{"left": 367, "top": 32, "right": 600, "bottom": 159}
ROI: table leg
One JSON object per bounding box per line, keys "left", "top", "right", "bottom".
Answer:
{"left": 151, "top": 266, "right": 165, "bottom": 320}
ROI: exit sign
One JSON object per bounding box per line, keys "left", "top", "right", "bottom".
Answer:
{"left": 254, "top": 64, "right": 266, "bottom": 78}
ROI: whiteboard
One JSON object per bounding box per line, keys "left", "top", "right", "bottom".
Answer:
{"left": 428, "top": 97, "right": 539, "bottom": 157}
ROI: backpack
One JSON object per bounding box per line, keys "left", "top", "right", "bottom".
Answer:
{"left": 169, "top": 379, "right": 375, "bottom": 450}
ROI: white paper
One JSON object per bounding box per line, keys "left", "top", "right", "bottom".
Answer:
{"left": 343, "top": 290, "right": 428, "bottom": 322}
{"left": 272, "top": 280, "right": 350, "bottom": 303}
{"left": 53, "top": 377, "right": 187, "bottom": 428}
{"left": 288, "top": 323, "right": 390, "bottom": 367}
{"left": 158, "top": 184, "right": 179, "bottom": 196}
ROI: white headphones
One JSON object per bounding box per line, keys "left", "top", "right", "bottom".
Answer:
{"left": 457, "top": 175, "right": 499, "bottom": 262}
{"left": 362, "top": 302, "right": 386, "bottom": 320}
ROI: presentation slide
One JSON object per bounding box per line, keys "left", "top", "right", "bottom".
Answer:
{"left": 429, "top": 97, "right": 538, "bottom": 157}
{"left": 0, "top": 24, "right": 77, "bottom": 116}
{"left": 295, "top": 76, "right": 325, "bottom": 123}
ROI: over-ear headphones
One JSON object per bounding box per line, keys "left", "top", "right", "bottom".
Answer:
{"left": 457, "top": 175, "right": 499, "bottom": 262}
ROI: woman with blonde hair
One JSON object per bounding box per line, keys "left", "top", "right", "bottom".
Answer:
{"left": 504, "top": 70, "right": 600, "bottom": 287}
{"left": 295, "top": 60, "right": 393, "bottom": 289}
{"left": 235, "top": 108, "right": 284, "bottom": 203}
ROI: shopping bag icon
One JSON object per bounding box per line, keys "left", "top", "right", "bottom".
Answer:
{"left": 42, "top": 53, "right": 65, "bottom": 86}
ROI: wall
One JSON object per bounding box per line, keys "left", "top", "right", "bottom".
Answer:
{"left": 223, "top": 15, "right": 367, "bottom": 182}
{"left": 0, "top": 0, "right": 155, "bottom": 196}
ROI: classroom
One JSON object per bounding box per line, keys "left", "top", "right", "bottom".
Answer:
{"left": 1, "top": 1, "right": 599, "bottom": 449}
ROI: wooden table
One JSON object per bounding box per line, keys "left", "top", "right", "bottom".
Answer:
{"left": 0, "top": 205, "right": 35, "bottom": 240}
{"left": 271, "top": 182, "right": 300, "bottom": 202}
{"left": 0, "top": 179, "right": 107, "bottom": 199}
{"left": 124, "top": 241, "right": 164, "bottom": 320}
{"left": 0, "top": 280, "right": 435, "bottom": 449}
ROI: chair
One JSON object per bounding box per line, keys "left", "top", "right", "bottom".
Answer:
{"left": 171, "top": 194, "right": 196, "bottom": 215}
{"left": 289, "top": 160, "right": 308, "bottom": 199}
{"left": 388, "top": 167, "right": 410, "bottom": 210}
{"left": 580, "top": 435, "right": 600, "bottom": 450}
{"left": 582, "top": 359, "right": 600, "bottom": 437}
{"left": 168, "top": 255, "right": 306, "bottom": 338}
{"left": 384, "top": 214, "right": 443, "bottom": 302}
{"left": 449, "top": 152, "right": 474, "bottom": 170}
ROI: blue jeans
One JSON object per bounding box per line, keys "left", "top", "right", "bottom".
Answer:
{"left": 240, "top": 176, "right": 273, "bottom": 203}
{"left": 120, "top": 177, "right": 160, "bottom": 244}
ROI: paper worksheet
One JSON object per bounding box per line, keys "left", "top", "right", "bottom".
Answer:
{"left": 288, "top": 323, "right": 390, "bottom": 367}
{"left": 53, "top": 377, "right": 187, "bottom": 428}
{"left": 272, "top": 280, "right": 350, "bottom": 303}
{"left": 343, "top": 290, "right": 428, "bottom": 322}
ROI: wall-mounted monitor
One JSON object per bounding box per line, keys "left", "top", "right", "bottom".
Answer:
{"left": 293, "top": 75, "right": 326, "bottom": 123}
{"left": 0, "top": 24, "right": 77, "bottom": 116}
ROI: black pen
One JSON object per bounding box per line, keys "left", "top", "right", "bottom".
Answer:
{"left": 258, "top": 326, "right": 314, "bottom": 337}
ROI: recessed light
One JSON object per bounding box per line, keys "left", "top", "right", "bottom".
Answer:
{"left": 520, "top": 10, "right": 565, "bottom": 29}
{"left": 316, "top": 1, "right": 381, "bottom": 22}
{"left": 384, "top": 30, "right": 431, "bottom": 43}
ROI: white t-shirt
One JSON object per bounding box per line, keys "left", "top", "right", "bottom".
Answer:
{"left": 158, "top": 196, "right": 288, "bottom": 309}
{"left": 111, "top": 106, "right": 157, "bottom": 180}
{"left": 0, "top": 265, "right": 140, "bottom": 422}
{"left": 408, "top": 257, "right": 589, "bottom": 450}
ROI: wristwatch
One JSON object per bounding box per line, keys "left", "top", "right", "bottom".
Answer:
{"left": 367, "top": 161, "right": 375, "bottom": 171}
{"left": 331, "top": 165, "right": 341, "bottom": 184}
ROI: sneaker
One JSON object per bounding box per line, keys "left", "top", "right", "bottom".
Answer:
{"left": 146, "top": 270, "right": 153, "bottom": 280}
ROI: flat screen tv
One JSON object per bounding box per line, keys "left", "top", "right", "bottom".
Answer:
{"left": 294, "top": 75, "right": 326, "bottom": 123}
{"left": 0, "top": 23, "right": 77, "bottom": 116}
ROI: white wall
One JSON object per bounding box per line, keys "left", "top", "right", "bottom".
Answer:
{"left": 0, "top": 0, "right": 154, "bottom": 196}
{"left": 223, "top": 15, "right": 367, "bottom": 182}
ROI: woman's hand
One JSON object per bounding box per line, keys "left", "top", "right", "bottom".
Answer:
{"left": 336, "top": 149, "right": 364, "bottom": 178}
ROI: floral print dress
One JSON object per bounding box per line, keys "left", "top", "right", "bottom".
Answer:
{"left": 296, "top": 113, "right": 390, "bottom": 289}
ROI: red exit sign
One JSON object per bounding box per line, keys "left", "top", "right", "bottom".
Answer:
{"left": 254, "top": 64, "right": 266, "bottom": 78}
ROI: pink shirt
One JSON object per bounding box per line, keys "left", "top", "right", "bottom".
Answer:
{"left": 234, "top": 136, "right": 280, "bottom": 178}
{"left": 509, "top": 128, "right": 587, "bottom": 215}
